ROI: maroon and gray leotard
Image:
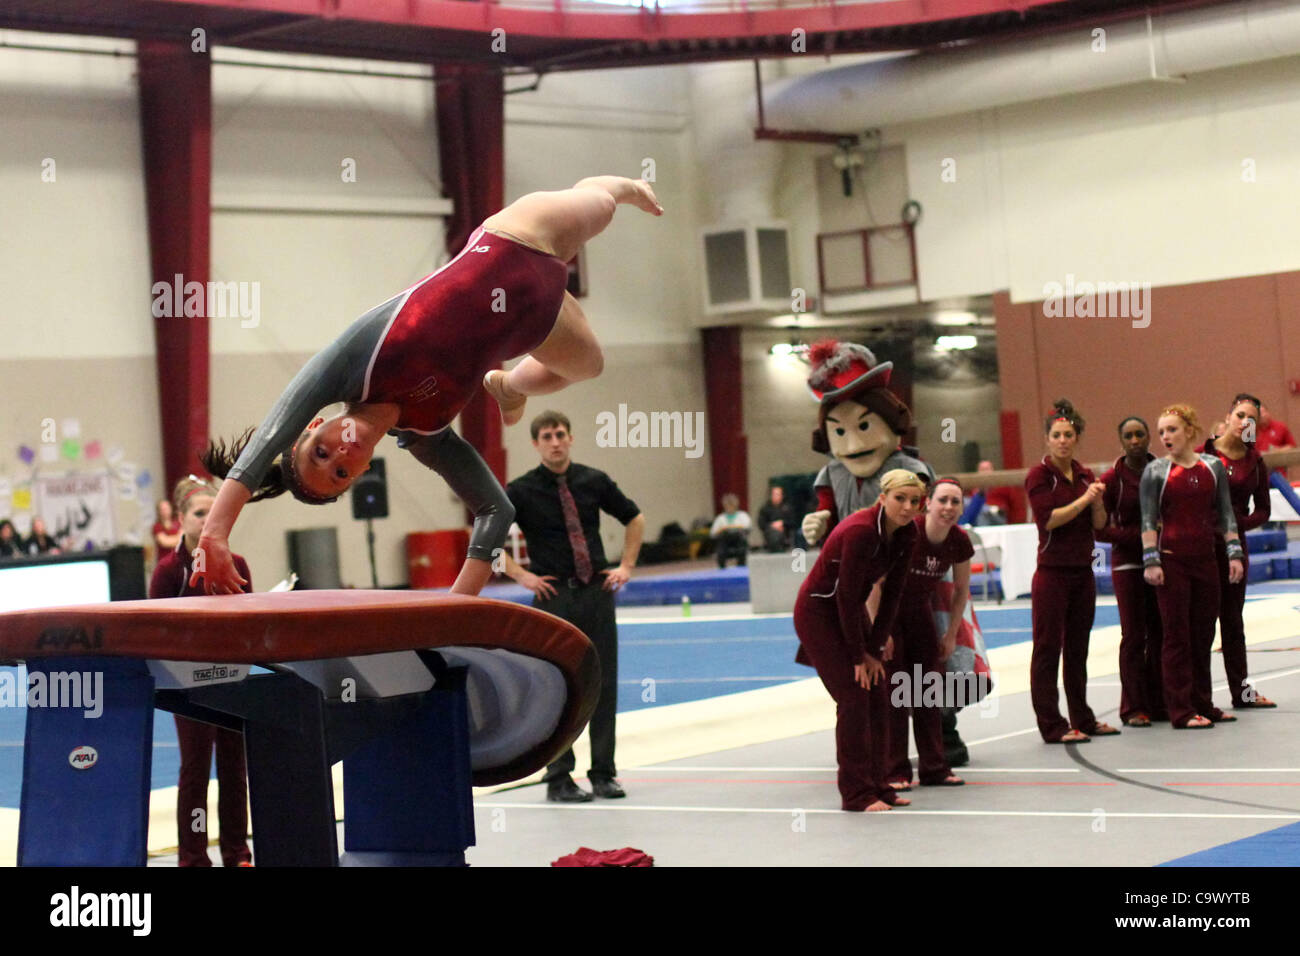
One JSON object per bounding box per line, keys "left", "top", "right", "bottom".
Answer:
{"left": 1138, "top": 455, "right": 1241, "bottom": 559}
{"left": 227, "top": 226, "right": 569, "bottom": 560}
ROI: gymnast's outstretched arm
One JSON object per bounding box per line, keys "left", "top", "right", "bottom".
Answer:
{"left": 405, "top": 428, "right": 515, "bottom": 596}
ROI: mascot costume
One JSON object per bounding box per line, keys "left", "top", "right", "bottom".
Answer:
{"left": 800, "top": 341, "right": 989, "bottom": 766}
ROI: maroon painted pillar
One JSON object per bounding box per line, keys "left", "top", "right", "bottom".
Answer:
{"left": 701, "top": 326, "right": 748, "bottom": 512}
{"left": 139, "top": 41, "right": 212, "bottom": 493}
{"left": 436, "top": 65, "right": 507, "bottom": 490}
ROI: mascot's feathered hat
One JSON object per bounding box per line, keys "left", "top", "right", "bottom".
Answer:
{"left": 807, "top": 340, "right": 912, "bottom": 454}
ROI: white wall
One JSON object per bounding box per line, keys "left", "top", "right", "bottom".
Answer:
{"left": 0, "top": 34, "right": 162, "bottom": 549}
{"left": 899, "top": 54, "right": 1300, "bottom": 303}
{"left": 0, "top": 33, "right": 152, "bottom": 359}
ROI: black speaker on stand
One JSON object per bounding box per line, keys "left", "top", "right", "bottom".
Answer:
{"left": 351, "top": 458, "right": 389, "bottom": 590}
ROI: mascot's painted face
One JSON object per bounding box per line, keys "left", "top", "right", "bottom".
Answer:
{"left": 824, "top": 399, "right": 900, "bottom": 478}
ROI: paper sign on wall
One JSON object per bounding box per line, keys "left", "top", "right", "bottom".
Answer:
{"left": 36, "top": 472, "right": 115, "bottom": 548}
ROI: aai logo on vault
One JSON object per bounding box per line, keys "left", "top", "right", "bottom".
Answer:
{"left": 69, "top": 746, "right": 98, "bottom": 770}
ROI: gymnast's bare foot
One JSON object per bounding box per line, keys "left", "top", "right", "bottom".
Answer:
{"left": 865, "top": 800, "right": 893, "bottom": 812}
{"left": 483, "top": 369, "right": 526, "bottom": 426}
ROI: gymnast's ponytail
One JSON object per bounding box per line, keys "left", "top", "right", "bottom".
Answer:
{"left": 199, "top": 428, "right": 292, "bottom": 503}
{"left": 1044, "top": 398, "right": 1085, "bottom": 435}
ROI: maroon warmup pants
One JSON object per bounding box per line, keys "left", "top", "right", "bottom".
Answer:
{"left": 1214, "top": 538, "right": 1251, "bottom": 706}
{"left": 794, "top": 599, "right": 893, "bottom": 809}
{"left": 1156, "top": 554, "right": 1221, "bottom": 727}
{"left": 1030, "top": 566, "right": 1098, "bottom": 741}
{"left": 175, "top": 715, "right": 252, "bottom": 867}
{"left": 1112, "top": 567, "right": 1165, "bottom": 721}
{"left": 886, "top": 600, "right": 951, "bottom": 785}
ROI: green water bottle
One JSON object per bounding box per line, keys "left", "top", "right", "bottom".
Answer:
{"left": 681, "top": 595, "right": 691, "bottom": 617}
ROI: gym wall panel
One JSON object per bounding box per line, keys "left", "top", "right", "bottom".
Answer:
{"left": 995, "top": 274, "right": 1300, "bottom": 472}
{"left": 210, "top": 52, "right": 445, "bottom": 357}
{"left": 900, "top": 54, "right": 1300, "bottom": 304}
{"left": 0, "top": 34, "right": 153, "bottom": 359}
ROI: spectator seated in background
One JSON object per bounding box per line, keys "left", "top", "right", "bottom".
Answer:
{"left": 0, "top": 520, "right": 21, "bottom": 560}
{"left": 757, "top": 485, "right": 796, "bottom": 552}
{"left": 24, "top": 518, "right": 61, "bottom": 556}
{"left": 710, "top": 493, "right": 752, "bottom": 568}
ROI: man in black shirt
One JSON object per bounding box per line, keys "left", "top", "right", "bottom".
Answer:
{"left": 503, "top": 410, "right": 645, "bottom": 802}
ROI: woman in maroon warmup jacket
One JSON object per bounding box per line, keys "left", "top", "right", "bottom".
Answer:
{"left": 794, "top": 469, "right": 923, "bottom": 812}
{"left": 882, "top": 477, "right": 970, "bottom": 790}
{"left": 1098, "top": 416, "right": 1163, "bottom": 726}
{"left": 1202, "top": 393, "right": 1276, "bottom": 709}
{"left": 150, "top": 475, "right": 254, "bottom": 867}
{"left": 1025, "top": 399, "right": 1116, "bottom": 743}
{"left": 1140, "top": 404, "right": 1244, "bottom": 729}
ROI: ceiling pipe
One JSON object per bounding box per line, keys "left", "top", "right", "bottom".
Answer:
{"left": 762, "top": 0, "right": 1300, "bottom": 133}
{"left": 752, "top": 60, "right": 857, "bottom": 146}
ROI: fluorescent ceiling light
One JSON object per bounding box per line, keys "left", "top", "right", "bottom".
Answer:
{"left": 935, "top": 335, "right": 977, "bottom": 351}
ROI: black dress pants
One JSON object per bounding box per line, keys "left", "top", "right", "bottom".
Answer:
{"left": 535, "top": 582, "right": 619, "bottom": 782}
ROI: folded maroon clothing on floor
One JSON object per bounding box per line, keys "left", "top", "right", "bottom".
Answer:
{"left": 551, "top": 847, "right": 654, "bottom": 867}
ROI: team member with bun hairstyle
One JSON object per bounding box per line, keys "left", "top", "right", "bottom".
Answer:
{"left": 190, "top": 176, "right": 662, "bottom": 598}
{"left": 1202, "top": 394, "right": 1275, "bottom": 709}
{"left": 1025, "top": 400, "right": 1116, "bottom": 744}
{"left": 882, "top": 477, "right": 970, "bottom": 789}
{"left": 150, "top": 476, "right": 254, "bottom": 867}
{"left": 1140, "top": 404, "right": 1245, "bottom": 729}
{"left": 793, "top": 469, "right": 923, "bottom": 812}
{"left": 1098, "top": 417, "right": 1164, "bottom": 726}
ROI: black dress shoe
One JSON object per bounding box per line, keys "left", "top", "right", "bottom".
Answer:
{"left": 590, "top": 778, "right": 626, "bottom": 799}
{"left": 547, "top": 778, "right": 593, "bottom": 803}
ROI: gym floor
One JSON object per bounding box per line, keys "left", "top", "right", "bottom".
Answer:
{"left": 108, "top": 585, "right": 1300, "bottom": 867}
{"left": 461, "top": 593, "right": 1300, "bottom": 868}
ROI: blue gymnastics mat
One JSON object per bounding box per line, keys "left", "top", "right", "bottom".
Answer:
{"left": 1161, "top": 820, "right": 1300, "bottom": 866}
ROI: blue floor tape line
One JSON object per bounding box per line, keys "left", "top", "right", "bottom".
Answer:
{"left": 1160, "top": 820, "right": 1300, "bottom": 866}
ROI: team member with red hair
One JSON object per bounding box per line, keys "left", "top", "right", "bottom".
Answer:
{"left": 1202, "top": 394, "right": 1275, "bottom": 709}
{"left": 883, "top": 477, "right": 970, "bottom": 790}
{"left": 793, "top": 470, "right": 923, "bottom": 812}
{"left": 1025, "top": 400, "right": 1116, "bottom": 744}
{"left": 1141, "top": 404, "right": 1244, "bottom": 729}
{"left": 1098, "top": 416, "right": 1163, "bottom": 726}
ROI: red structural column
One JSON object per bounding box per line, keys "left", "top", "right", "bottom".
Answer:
{"left": 138, "top": 41, "right": 213, "bottom": 493}
{"left": 701, "top": 326, "right": 748, "bottom": 511}
{"left": 436, "top": 65, "right": 507, "bottom": 491}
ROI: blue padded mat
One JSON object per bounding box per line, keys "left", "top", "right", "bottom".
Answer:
{"left": 1161, "top": 820, "right": 1300, "bottom": 866}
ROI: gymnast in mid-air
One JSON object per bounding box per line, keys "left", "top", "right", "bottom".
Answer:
{"left": 190, "top": 176, "right": 663, "bottom": 597}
